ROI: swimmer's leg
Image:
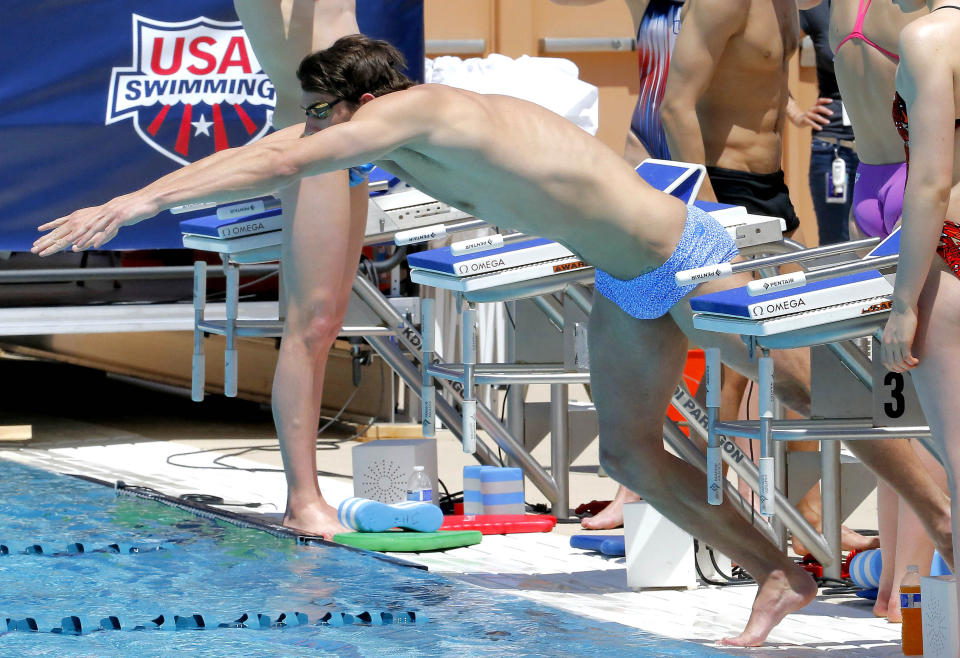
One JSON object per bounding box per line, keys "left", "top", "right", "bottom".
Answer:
{"left": 589, "top": 293, "right": 815, "bottom": 646}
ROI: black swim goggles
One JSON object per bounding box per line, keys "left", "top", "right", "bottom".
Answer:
{"left": 303, "top": 98, "right": 345, "bottom": 121}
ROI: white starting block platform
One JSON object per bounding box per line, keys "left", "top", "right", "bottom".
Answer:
{"left": 691, "top": 228, "right": 901, "bottom": 338}
{"left": 409, "top": 237, "right": 592, "bottom": 294}
{"left": 408, "top": 160, "right": 787, "bottom": 296}
{"left": 179, "top": 181, "right": 476, "bottom": 261}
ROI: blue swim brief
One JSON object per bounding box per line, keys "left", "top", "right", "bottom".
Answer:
{"left": 594, "top": 204, "right": 738, "bottom": 319}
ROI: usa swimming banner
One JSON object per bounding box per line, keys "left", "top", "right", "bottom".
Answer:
{"left": 0, "top": 1, "right": 423, "bottom": 251}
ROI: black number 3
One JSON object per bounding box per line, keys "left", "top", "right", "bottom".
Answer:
{"left": 884, "top": 372, "right": 905, "bottom": 419}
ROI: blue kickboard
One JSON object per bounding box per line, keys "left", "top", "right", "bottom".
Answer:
{"left": 690, "top": 270, "right": 884, "bottom": 318}
{"left": 570, "top": 534, "right": 625, "bottom": 556}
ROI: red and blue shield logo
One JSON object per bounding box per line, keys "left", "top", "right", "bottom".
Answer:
{"left": 106, "top": 14, "right": 275, "bottom": 165}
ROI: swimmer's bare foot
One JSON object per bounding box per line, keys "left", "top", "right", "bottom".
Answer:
{"left": 721, "top": 568, "right": 817, "bottom": 647}
{"left": 791, "top": 524, "right": 880, "bottom": 557}
{"left": 873, "top": 586, "right": 891, "bottom": 618}
{"left": 885, "top": 591, "right": 903, "bottom": 623}
{"left": 284, "top": 501, "right": 347, "bottom": 540}
{"left": 580, "top": 485, "right": 642, "bottom": 530}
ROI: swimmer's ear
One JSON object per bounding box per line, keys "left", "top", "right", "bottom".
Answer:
{"left": 358, "top": 92, "right": 376, "bottom": 105}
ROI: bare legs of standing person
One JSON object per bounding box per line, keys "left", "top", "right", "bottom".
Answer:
{"left": 874, "top": 440, "right": 947, "bottom": 621}
{"left": 897, "top": 258, "right": 960, "bottom": 630}
{"left": 235, "top": 0, "right": 362, "bottom": 537}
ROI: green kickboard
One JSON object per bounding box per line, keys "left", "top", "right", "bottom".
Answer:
{"left": 333, "top": 530, "right": 482, "bottom": 552}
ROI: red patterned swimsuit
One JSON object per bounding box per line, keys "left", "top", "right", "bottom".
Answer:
{"left": 893, "top": 91, "right": 960, "bottom": 278}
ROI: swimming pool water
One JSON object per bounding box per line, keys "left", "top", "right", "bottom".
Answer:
{"left": 0, "top": 459, "right": 723, "bottom": 656}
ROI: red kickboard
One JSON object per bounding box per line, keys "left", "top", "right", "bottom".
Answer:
{"left": 440, "top": 514, "right": 556, "bottom": 535}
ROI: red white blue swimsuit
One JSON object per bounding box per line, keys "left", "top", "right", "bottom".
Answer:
{"left": 893, "top": 90, "right": 960, "bottom": 278}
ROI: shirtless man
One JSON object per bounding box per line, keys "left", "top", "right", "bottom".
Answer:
{"left": 233, "top": 0, "right": 364, "bottom": 539}
{"left": 661, "top": 2, "right": 804, "bottom": 530}
{"left": 552, "top": 0, "right": 684, "bottom": 530}
{"left": 32, "top": 35, "right": 952, "bottom": 646}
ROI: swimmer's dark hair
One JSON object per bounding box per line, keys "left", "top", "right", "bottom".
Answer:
{"left": 297, "top": 34, "right": 416, "bottom": 103}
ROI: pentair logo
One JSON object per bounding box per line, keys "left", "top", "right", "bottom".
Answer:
{"left": 106, "top": 14, "right": 275, "bottom": 165}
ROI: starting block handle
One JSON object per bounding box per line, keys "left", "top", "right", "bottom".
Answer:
{"left": 705, "top": 348, "right": 723, "bottom": 505}
{"left": 451, "top": 234, "right": 504, "bottom": 256}
{"left": 421, "top": 385, "right": 436, "bottom": 438}
{"left": 707, "top": 446, "right": 723, "bottom": 505}
{"left": 461, "top": 400, "right": 477, "bottom": 454}
{"left": 395, "top": 224, "right": 448, "bottom": 246}
{"left": 747, "top": 271, "right": 807, "bottom": 296}
{"left": 675, "top": 262, "right": 733, "bottom": 286}
{"left": 759, "top": 457, "right": 775, "bottom": 516}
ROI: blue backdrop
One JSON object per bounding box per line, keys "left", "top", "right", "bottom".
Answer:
{"left": 0, "top": 0, "right": 423, "bottom": 251}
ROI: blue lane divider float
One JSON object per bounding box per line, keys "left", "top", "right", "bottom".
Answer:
{"left": 2, "top": 610, "right": 427, "bottom": 635}
{"left": 0, "top": 542, "right": 167, "bottom": 556}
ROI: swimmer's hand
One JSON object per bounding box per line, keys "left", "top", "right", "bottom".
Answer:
{"left": 787, "top": 97, "right": 833, "bottom": 131}
{"left": 32, "top": 193, "right": 158, "bottom": 256}
{"left": 880, "top": 305, "right": 920, "bottom": 373}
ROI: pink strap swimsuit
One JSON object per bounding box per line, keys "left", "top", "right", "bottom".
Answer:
{"left": 834, "top": 0, "right": 899, "bottom": 63}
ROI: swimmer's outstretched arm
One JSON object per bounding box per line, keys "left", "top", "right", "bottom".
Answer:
{"left": 33, "top": 91, "right": 423, "bottom": 256}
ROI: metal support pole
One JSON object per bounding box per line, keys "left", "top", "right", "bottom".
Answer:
{"left": 758, "top": 349, "right": 775, "bottom": 517}
{"left": 420, "top": 298, "right": 436, "bottom": 438}
{"left": 550, "top": 383, "right": 570, "bottom": 519}
{"left": 670, "top": 383, "right": 833, "bottom": 565}
{"left": 191, "top": 261, "right": 207, "bottom": 402}
{"left": 505, "top": 301, "right": 524, "bottom": 467}
{"left": 461, "top": 306, "right": 478, "bottom": 454}
{"left": 821, "top": 439, "right": 843, "bottom": 580}
{"left": 223, "top": 261, "right": 239, "bottom": 398}
{"left": 705, "top": 348, "right": 723, "bottom": 504}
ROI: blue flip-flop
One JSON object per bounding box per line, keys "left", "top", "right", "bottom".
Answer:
{"left": 337, "top": 497, "right": 443, "bottom": 533}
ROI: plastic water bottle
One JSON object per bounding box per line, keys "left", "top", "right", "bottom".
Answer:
{"left": 406, "top": 466, "right": 432, "bottom": 503}
{"left": 900, "top": 564, "right": 923, "bottom": 655}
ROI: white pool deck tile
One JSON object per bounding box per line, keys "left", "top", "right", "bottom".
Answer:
{"left": 0, "top": 438, "right": 906, "bottom": 657}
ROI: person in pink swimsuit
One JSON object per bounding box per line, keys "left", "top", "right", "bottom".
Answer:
{"left": 831, "top": 0, "right": 909, "bottom": 240}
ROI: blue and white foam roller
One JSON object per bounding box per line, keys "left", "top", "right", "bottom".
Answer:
{"left": 705, "top": 348, "right": 722, "bottom": 505}
{"left": 450, "top": 234, "right": 504, "bottom": 256}
{"left": 848, "top": 548, "right": 882, "bottom": 588}
{"left": 395, "top": 225, "right": 447, "bottom": 246}
{"left": 675, "top": 262, "right": 733, "bottom": 286}
{"left": 746, "top": 271, "right": 807, "bottom": 296}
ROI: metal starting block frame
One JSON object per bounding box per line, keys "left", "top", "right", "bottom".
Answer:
{"left": 686, "top": 229, "right": 932, "bottom": 578}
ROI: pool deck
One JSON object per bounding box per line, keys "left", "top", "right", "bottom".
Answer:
{"left": 0, "top": 362, "right": 906, "bottom": 657}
